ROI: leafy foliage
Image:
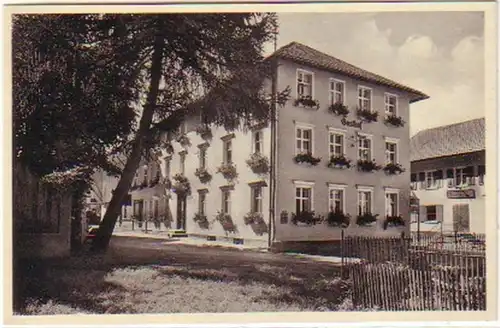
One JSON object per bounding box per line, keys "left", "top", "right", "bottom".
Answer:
{"left": 356, "top": 213, "right": 379, "bottom": 226}
{"left": 327, "top": 155, "right": 351, "bottom": 169}
{"left": 293, "top": 152, "right": 321, "bottom": 166}
{"left": 245, "top": 153, "right": 270, "bottom": 174}
{"left": 291, "top": 211, "right": 323, "bottom": 226}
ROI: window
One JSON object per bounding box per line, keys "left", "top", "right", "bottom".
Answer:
{"left": 358, "top": 135, "right": 372, "bottom": 160}
{"left": 357, "top": 187, "right": 373, "bottom": 215}
{"left": 384, "top": 93, "right": 398, "bottom": 115}
{"left": 329, "top": 79, "right": 345, "bottom": 105}
{"left": 385, "top": 189, "right": 399, "bottom": 217}
{"left": 199, "top": 148, "right": 207, "bottom": 169}
{"left": 253, "top": 130, "right": 263, "bottom": 154}
{"left": 221, "top": 189, "right": 231, "bottom": 214}
{"left": 447, "top": 167, "right": 474, "bottom": 187}
{"left": 295, "top": 187, "right": 312, "bottom": 213}
{"left": 385, "top": 140, "right": 398, "bottom": 164}
{"left": 179, "top": 121, "right": 187, "bottom": 135}
{"left": 250, "top": 186, "right": 263, "bottom": 213}
{"left": 426, "top": 205, "right": 437, "bottom": 221}
{"left": 410, "top": 173, "right": 417, "bottom": 190}
{"left": 164, "top": 157, "right": 171, "bottom": 179}
{"left": 180, "top": 152, "right": 186, "bottom": 175}
{"left": 223, "top": 139, "right": 232, "bottom": 164}
{"left": 297, "top": 70, "right": 313, "bottom": 98}
{"left": 295, "top": 125, "right": 313, "bottom": 155}
{"left": 329, "top": 185, "right": 346, "bottom": 213}
{"left": 329, "top": 130, "right": 344, "bottom": 157}
{"left": 358, "top": 86, "right": 372, "bottom": 111}
{"left": 198, "top": 191, "right": 207, "bottom": 215}
{"left": 143, "top": 165, "right": 148, "bottom": 184}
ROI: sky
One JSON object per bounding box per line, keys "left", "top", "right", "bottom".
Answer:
{"left": 263, "top": 12, "right": 485, "bottom": 136}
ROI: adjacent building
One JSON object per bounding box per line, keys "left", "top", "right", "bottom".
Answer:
{"left": 122, "top": 41, "right": 429, "bottom": 248}
{"left": 409, "top": 118, "right": 486, "bottom": 234}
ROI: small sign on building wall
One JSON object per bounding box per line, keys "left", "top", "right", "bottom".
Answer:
{"left": 447, "top": 189, "right": 476, "bottom": 199}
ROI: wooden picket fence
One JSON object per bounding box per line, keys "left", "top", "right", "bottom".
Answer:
{"left": 343, "top": 235, "right": 486, "bottom": 311}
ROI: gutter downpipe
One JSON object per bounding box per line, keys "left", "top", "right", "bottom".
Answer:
{"left": 268, "top": 32, "right": 278, "bottom": 251}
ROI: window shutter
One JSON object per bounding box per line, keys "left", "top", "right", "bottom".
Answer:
{"left": 419, "top": 205, "right": 427, "bottom": 222}
{"left": 436, "top": 205, "right": 444, "bottom": 222}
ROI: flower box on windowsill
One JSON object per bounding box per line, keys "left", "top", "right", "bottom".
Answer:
{"left": 328, "top": 102, "right": 350, "bottom": 116}
{"left": 149, "top": 176, "right": 161, "bottom": 187}
{"left": 194, "top": 167, "right": 213, "bottom": 184}
{"left": 291, "top": 210, "right": 324, "bottom": 226}
{"left": 384, "top": 115, "right": 405, "bottom": 127}
{"left": 195, "top": 125, "right": 213, "bottom": 140}
{"left": 193, "top": 212, "right": 210, "bottom": 229}
{"left": 246, "top": 153, "right": 270, "bottom": 174}
{"left": 172, "top": 174, "right": 191, "bottom": 196}
{"left": 327, "top": 155, "right": 352, "bottom": 169}
{"left": 383, "top": 215, "right": 405, "bottom": 230}
{"left": 139, "top": 181, "right": 148, "bottom": 189}
{"left": 383, "top": 163, "right": 405, "bottom": 175}
{"left": 216, "top": 162, "right": 238, "bottom": 181}
{"left": 293, "top": 96, "right": 320, "bottom": 110}
{"left": 176, "top": 134, "right": 191, "bottom": 147}
{"left": 356, "top": 108, "right": 379, "bottom": 123}
{"left": 327, "top": 210, "right": 351, "bottom": 228}
{"left": 293, "top": 152, "right": 321, "bottom": 166}
{"left": 357, "top": 159, "right": 382, "bottom": 172}
{"left": 215, "top": 211, "right": 237, "bottom": 233}
{"left": 243, "top": 212, "right": 265, "bottom": 226}
{"left": 356, "top": 213, "right": 379, "bottom": 226}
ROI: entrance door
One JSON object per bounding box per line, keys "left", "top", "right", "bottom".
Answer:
{"left": 176, "top": 195, "right": 187, "bottom": 230}
{"left": 452, "top": 204, "right": 470, "bottom": 232}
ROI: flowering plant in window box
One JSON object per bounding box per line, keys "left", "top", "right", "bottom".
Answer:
{"left": 328, "top": 102, "right": 350, "bottom": 116}
{"left": 293, "top": 152, "right": 321, "bottom": 166}
{"left": 383, "top": 215, "right": 405, "bottom": 230}
{"left": 384, "top": 114, "right": 405, "bottom": 127}
{"left": 176, "top": 134, "right": 191, "bottom": 147}
{"left": 149, "top": 175, "right": 161, "bottom": 187}
{"left": 327, "top": 155, "right": 352, "bottom": 169}
{"left": 172, "top": 173, "right": 191, "bottom": 196}
{"left": 194, "top": 167, "right": 212, "bottom": 183}
{"left": 243, "top": 212, "right": 265, "bottom": 225}
{"left": 216, "top": 162, "right": 238, "bottom": 180}
{"left": 195, "top": 125, "right": 212, "bottom": 140}
{"left": 193, "top": 212, "right": 209, "bottom": 228}
{"left": 293, "top": 95, "right": 320, "bottom": 110}
{"left": 215, "top": 211, "right": 237, "bottom": 232}
{"left": 245, "top": 153, "right": 270, "bottom": 174}
{"left": 356, "top": 107, "right": 379, "bottom": 122}
{"left": 356, "top": 213, "right": 379, "bottom": 226}
{"left": 383, "top": 162, "right": 405, "bottom": 175}
{"left": 165, "top": 143, "right": 174, "bottom": 154}
{"left": 291, "top": 210, "right": 324, "bottom": 226}
{"left": 327, "top": 210, "right": 351, "bottom": 228}
{"left": 357, "top": 159, "right": 382, "bottom": 172}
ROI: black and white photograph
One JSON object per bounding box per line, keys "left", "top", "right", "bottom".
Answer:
{"left": 4, "top": 2, "right": 498, "bottom": 325}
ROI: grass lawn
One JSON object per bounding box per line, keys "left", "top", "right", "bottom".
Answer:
{"left": 15, "top": 240, "right": 354, "bottom": 314}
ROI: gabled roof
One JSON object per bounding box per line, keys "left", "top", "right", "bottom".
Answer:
{"left": 410, "top": 118, "right": 485, "bottom": 162}
{"left": 268, "top": 41, "right": 429, "bottom": 103}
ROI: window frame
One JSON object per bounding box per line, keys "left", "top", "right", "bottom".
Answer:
{"left": 198, "top": 190, "right": 207, "bottom": 216}
{"left": 385, "top": 188, "right": 399, "bottom": 217}
{"left": 222, "top": 139, "right": 233, "bottom": 164}
{"left": 179, "top": 152, "right": 186, "bottom": 175}
{"left": 357, "top": 133, "right": 373, "bottom": 161}
{"left": 164, "top": 157, "right": 171, "bottom": 179}
{"left": 328, "top": 183, "right": 347, "bottom": 213}
{"left": 252, "top": 130, "right": 264, "bottom": 154}
{"left": 328, "top": 128, "right": 346, "bottom": 158}
{"left": 221, "top": 189, "right": 231, "bottom": 214}
{"left": 293, "top": 180, "right": 315, "bottom": 213}
{"left": 426, "top": 205, "right": 437, "bottom": 221}
{"left": 296, "top": 69, "right": 314, "bottom": 99}
{"left": 329, "top": 78, "right": 346, "bottom": 105}
{"left": 295, "top": 122, "right": 315, "bottom": 155}
{"left": 357, "top": 85, "right": 373, "bottom": 112}
{"left": 384, "top": 93, "right": 398, "bottom": 116}
{"left": 357, "top": 186, "right": 374, "bottom": 215}
{"left": 384, "top": 137, "right": 399, "bottom": 164}
{"left": 199, "top": 147, "right": 207, "bottom": 169}
{"left": 250, "top": 185, "right": 263, "bottom": 214}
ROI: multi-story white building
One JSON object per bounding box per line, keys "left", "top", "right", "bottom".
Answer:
{"left": 409, "top": 118, "right": 486, "bottom": 234}
{"left": 124, "top": 41, "right": 428, "bottom": 249}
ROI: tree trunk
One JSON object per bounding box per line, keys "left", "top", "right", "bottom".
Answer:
{"left": 90, "top": 34, "right": 165, "bottom": 253}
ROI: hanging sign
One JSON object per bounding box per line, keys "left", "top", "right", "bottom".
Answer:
{"left": 341, "top": 117, "right": 362, "bottom": 129}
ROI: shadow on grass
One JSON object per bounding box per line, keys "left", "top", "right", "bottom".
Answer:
{"left": 15, "top": 237, "right": 350, "bottom": 314}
